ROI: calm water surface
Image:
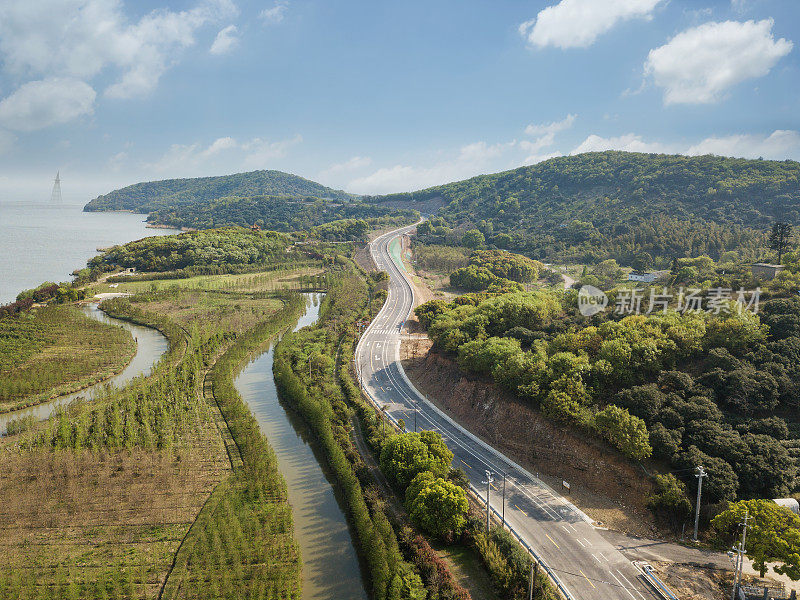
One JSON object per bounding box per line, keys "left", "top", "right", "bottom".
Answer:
{"left": 0, "top": 201, "right": 179, "bottom": 304}
{"left": 235, "top": 294, "right": 369, "bottom": 600}
{"left": 0, "top": 302, "right": 169, "bottom": 435}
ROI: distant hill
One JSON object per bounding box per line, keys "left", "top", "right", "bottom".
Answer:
{"left": 84, "top": 170, "right": 355, "bottom": 215}
{"left": 146, "top": 194, "right": 417, "bottom": 232}
{"left": 367, "top": 151, "right": 800, "bottom": 264}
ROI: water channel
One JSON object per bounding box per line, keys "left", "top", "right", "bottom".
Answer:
{"left": 234, "top": 293, "right": 369, "bottom": 600}
{"left": 0, "top": 302, "right": 169, "bottom": 435}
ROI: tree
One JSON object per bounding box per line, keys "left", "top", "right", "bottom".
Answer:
{"left": 711, "top": 499, "right": 800, "bottom": 579}
{"left": 770, "top": 222, "right": 793, "bottom": 264}
{"left": 379, "top": 432, "right": 452, "bottom": 489}
{"left": 592, "top": 404, "right": 652, "bottom": 460}
{"left": 647, "top": 474, "right": 691, "bottom": 527}
{"left": 408, "top": 477, "right": 469, "bottom": 540}
{"left": 462, "top": 229, "right": 486, "bottom": 249}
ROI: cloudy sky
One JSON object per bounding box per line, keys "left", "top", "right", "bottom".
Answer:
{"left": 0, "top": 0, "right": 797, "bottom": 201}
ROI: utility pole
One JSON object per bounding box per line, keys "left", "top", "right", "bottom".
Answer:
{"left": 693, "top": 465, "right": 707, "bottom": 542}
{"left": 529, "top": 560, "right": 539, "bottom": 600}
{"left": 484, "top": 470, "right": 494, "bottom": 532}
{"left": 730, "top": 509, "right": 749, "bottom": 600}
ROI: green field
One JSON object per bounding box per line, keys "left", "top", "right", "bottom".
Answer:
{"left": 0, "top": 268, "right": 311, "bottom": 599}
{"left": 0, "top": 305, "right": 136, "bottom": 412}
{"left": 91, "top": 266, "right": 324, "bottom": 295}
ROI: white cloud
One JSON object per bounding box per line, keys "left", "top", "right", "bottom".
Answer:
{"left": 524, "top": 114, "right": 577, "bottom": 137}
{"left": 260, "top": 1, "right": 288, "bottom": 24}
{"left": 686, "top": 130, "right": 800, "bottom": 159}
{"left": 519, "top": 0, "right": 663, "bottom": 49}
{"left": 147, "top": 134, "right": 302, "bottom": 175}
{"left": 210, "top": 25, "right": 239, "bottom": 55}
{"left": 241, "top": 135, "right": 303, "bottom": 169}
{"left": 202, "top": 136, "right": 238, "bottom": 156}
{"left": 521, "top": 114, "right": 576, "bottom": 159}
{"left": 571, "top": 133, "right": 670, "bottom": 154}
{"left": 0, "top": 78, "right": 96, "bottom": 131}
{"left": 0, "top": 0, "right": 237, "bottom": 102}
{"left": 347, "top": 141, "right": 517, "bottom": 195}
{"left": 108, "top": 151, "right": 128, "bottom": 171}
{"left": 320, "top": 156, "right": 372, "bottom": 177}
{"left": 570, "top": 129, "right": 800, "bottom": 160}
{"left": 644, "top": 19, "right": 793, "bottom": 105}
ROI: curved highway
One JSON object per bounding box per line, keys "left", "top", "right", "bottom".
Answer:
{"left": 355, "top": 225, "right": 660, "bottom": 600}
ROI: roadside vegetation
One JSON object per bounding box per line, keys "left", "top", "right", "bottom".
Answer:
{"left": 0, "top": 304, "right": 135, "bottom": 412}
{"left": 274, "top": 262, "right": 558, "bottom": 599}
{"left": 416, "top": 287, "right": 800, "bottom": 505}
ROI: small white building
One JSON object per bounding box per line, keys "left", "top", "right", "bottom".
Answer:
{"left": 773, "top": 498, "right": 800, "bottom": 515}
{"left": 628, "top": 272, "right": 658, "bottom": 283}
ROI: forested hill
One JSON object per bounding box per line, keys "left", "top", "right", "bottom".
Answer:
{"left": 367, "top": 152, "right": 800, "bottom": 264}
{"left": 84, "top": 169, "right": 355, "bottom": 214}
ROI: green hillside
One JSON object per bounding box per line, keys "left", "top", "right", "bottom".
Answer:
{"left": 368, "top": 152, "right": 800, "bottom": 265}
{"left": 84, "top": 169, "right": 355, "bottom": 215}
{"left": 146, "top": 194, "right": 416, "bottom": 232}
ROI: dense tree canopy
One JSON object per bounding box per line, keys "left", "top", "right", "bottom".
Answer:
{"left": 711, "top": 499, "right": 800, "bottom": 579}
{"left": 369, "top": 152, "right": 800, "bottom": 265}
{"left": 416, "top": 288, "right": 800, "bottom": 502}
{"left": 379, "top": 431, "right": 453, "bottom": 489}
{"left": 85, "top": 169, "right": 353, "bottom": 213}
{"left": 89, "top": 227, "right": 291, "bottom": 272}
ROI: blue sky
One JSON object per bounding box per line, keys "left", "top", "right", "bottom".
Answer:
{"left": 0, "top": 0, "right": 798, "bottom": 202}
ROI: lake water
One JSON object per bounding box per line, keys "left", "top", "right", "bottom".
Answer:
{"left": 0, "top": 201, "right": 179, "bottom": 304}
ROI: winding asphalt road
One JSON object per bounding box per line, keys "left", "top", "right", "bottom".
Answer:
{"left": 354, "top": 225, "right": 661, "bottom": 600}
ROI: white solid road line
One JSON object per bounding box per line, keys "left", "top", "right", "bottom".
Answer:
{"left": 354, "top": 226, "right": 658, "bottom": 600}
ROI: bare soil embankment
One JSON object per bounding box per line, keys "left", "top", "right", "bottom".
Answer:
{"left": 401, "top": 337, "right": 659, "bottom": 537}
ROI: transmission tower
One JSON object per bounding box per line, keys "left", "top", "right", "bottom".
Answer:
{"left": 50, "top": 171, "right": 62, "bottom": 204}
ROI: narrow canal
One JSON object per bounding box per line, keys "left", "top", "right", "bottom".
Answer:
{"left": 0, "top": 302, "right": 169, "bottom": 435}
{"left": 234, "top": 293, "right": 369, "bottom": 600}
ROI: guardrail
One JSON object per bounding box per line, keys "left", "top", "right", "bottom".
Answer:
{"left": 468, "top": 482, "right": 574, "bottom": 600}
{"left": 354, "top": 357, "right": 573, "bottom": 600}
{"left": 634, "top": 562, "right": 679, "bottom": 600}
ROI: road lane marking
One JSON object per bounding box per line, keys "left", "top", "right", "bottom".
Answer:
{"left": 513, "top": 504, "right": 527, "bottom": 516}
{"left": 544, "top": 533, "right": 559, "bottom": 549}
{"left": 609, "top": 571, "right": 637, "bottom": 600}
{"left": 591, "top": 553, "right": 601, "bottom": 563}
{"left": 583, "top": 538, "right": 592, "bottom": 547}
{"left": 615, "top": 570, "right": 646, "bottom": 600}
{"left": 579, "top": 570, "right": 596, "bottom": 589}
{"left": 361, "top": 230, "right": 623, "bottom": 598}
{"left": 576, "top": 538, "right": 585, "bottom": 547}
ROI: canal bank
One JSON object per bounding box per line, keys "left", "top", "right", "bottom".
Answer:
{"left": 0, "top": 302, "right": 169, "bottom": 435}
{"left": 235, "top": 293, "right": 369, "bottom": 600}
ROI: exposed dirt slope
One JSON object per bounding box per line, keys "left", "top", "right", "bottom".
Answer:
{"left": 401, "top": 338, "right": 659, "bottom": 537}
